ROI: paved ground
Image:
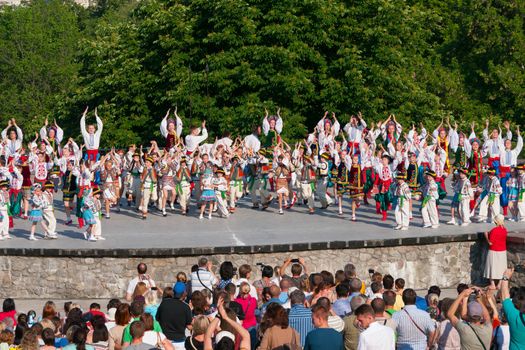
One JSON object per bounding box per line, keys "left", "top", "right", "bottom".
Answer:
{"left": 2, "top": 187, "right": 523, "bottom": 250}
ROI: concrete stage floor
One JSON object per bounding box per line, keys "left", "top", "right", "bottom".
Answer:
{"left": 0, "top": 190, "right": 523, "bottom": 253}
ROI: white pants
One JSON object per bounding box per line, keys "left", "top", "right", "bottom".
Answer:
{"left": 316, "top": 177, "right": 329, "bottom": 207}
{"left": 178, "top": 185, "right": 191, "bottom": 211}
{"left": 300, "top": 182, "right": 315, "bottom": 209}
{"left": 478, "top": 195, "right": 500, "bottom": 220}
{"left": 92, "top": 217, "right": 102, "bottom": 237}
{"left": 43, "top": 209, "right": 57, "bottom": 235}
{"left": 0, "top": 209, "right": 9, "bottom": 237}
{"left": 395, "top": 200, "right": 410, "bottom": 228}
{"left": 229, "top": 181, "right": 243, "bottom": 208}
{"left": 422, "top": 200, "right": 439, "bottom": 226}
{"left": 215, "top": 192, "right": 229, "bottom": 217}
{"left": 458, "top": 198, "right": 471, "bottom": 224}
{"left": 518, "top": 200, "right": 525, "bottom": 220}
{"left": 140, "top": 184, "right": 158, "bottom": 213}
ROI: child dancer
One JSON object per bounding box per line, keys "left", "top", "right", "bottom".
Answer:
{"left": 449, "top": 168, "right": 474, "bottom": 226}
{"left": 62, "top": 161, "right": 77, "bottom": 226}
{"left": 80, "top": 107, "right": 103, "bottom": 161}
{"left": 507, "top": 168, "right": 519, "bottom": 221}
{"left": 347, "top": 154, "right": 363, "bottom": 221}
{"left": 476, "top": 168, "right": 502, "bottom": 223}
{"left": 421, "top": 170, "right": 440, "bottom": 229}
{"left": 82, "top": 188, "right": 104, "bottom": 241}
{"left": 0, "top": 180, "right": 11, "bottom": 240}
{"left": 199, "top": 167, "right": 216, "bottom": 220}
{"left": 42, "top": 181, "right": 58, "bottom": 239}
{"left": 274, "top": 155, "right": 290, "bottom": 215}
{"left": 28, "top": 183, "right": 46, "bottom": 241}
{"left": 391, "top": 173, "right": 411, "bottom": 230}
{"left": 214, "top": 168, "right": 230, "bottom": 218}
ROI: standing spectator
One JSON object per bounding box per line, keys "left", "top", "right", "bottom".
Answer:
{"left": 343, "top": 295, "right": 366, "bottom": 350}
{"left": 235, "top": 264, "right": 257, "bottom": 299}
{"left": 348, "top": 278, "right": 363, "bottom": 306}
{"left": 223, "top": 284, "right": 245, "bottom": 321}
{"left": 126, "top": 263, "right": 156, "bottom": 302}
{"left": 0, "top": 299, "right": 16, "bottom": 327}
{"left": 354, "top": 304, "right": 395, "bottom": 350}
{"left": 280, "top": 258, "right": 309, "bottom": 290}
{"left": 500, "top": 268, "right": 525, "bottom": 349}
{"left": 304, "top": 305, "right": 344, "bottom": 350}
{"left": 185, "top": 315, "right": 208, "bottom": 350}
{"left": 447, "top": 287, "right": 492, "bottom": 350}
{"left": 257, "top": 303, "right": 300, "bottom": 350}
{"left": 382, "top": 291, "right": 397, "bottom": 317}
{"left": 253, "top": 265, "right": 276, "bottom": 301}
{"left": 139, "top": 313, "right": 172, "bottom": 350}
{"left": 156, "top": 282, "right": 192, "bottom": 349}
{"left": 392, "top": 289, "right": 436, "bottom": 350}
{"left": 109, "top": 304, "right": 130, "bottom": 350}
{"left": 344, "top": 264, "right": 365, "bottom": 294}
{"left": 434, "top": 298, "right": 460, "bottom": 350}
{"left": 316, "top": 298, "right": 344, "bottom": 332}
{"left": 41, "top": 328, "right": 58, "bottom": 350}
{"left": 143, "top": 291, "right": 159, "bottom": 319}
{"left": 288, "top": 290, "right": 315, "bottom": 347}
{"left": 64, "top": 327, "right": 94, "bottom": 350}
{"left": 483, "top": 214, "right": 508, "bottom": 289}
{"left": 217, "top": 261, "right": 236, "bottom": 290}
{"left": 383, "top": 275, "right": 403, "bottom": 311}
{"left": 189, "top": 257, "right": 217, "bottom": 293}
{"left": 370, "top": 299, "right": 397, "bottom": 333}
{"left": 234, "top": 282, "right": 257, "bottom": 331}
{"left": 122, "top": 301, "right": 162, "bottom": 346}
{"left": 123, "top": 321, "right": 153, "bottom": 350}
{"left": 333, "top": 284, "right": 351, "bottom": 317}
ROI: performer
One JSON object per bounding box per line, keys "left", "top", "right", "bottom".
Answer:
{"left": 160, "top": 108, "right": 183, "bottom": 151}
{"left": 347, "top": 154, "right": 363, "bottom": 221}
{"left": 62, "top": 160, "right": 77, "bottom": 226}
{"left": 19, "top": 154, "right": 32, "bottom": 219}
{"left": 1, "top": 119, "right": 23, "bottom": 161}
{"left": 40, "top": 118, "right": 63, "bottom": 187}
{"left": 317, "top": 112, "right": 340, "bottom": 151}
{"left": 298, "top": 155, "right": 316, "bottom": 214}
{"left": 380, "top": 114, "right": 402, "bottom": 148}
{"left": 185, "top": 121, "right": 208, "bottom": 155}
{"left": 80, "top": 107, "right": 103, "bottom": 161}
{"left": 516, "top": 165, "right": 525, "bottom": 221}
{"left": 257, "top": 155, "right": 274, "bottom": 210}
{"left": 360, "top": 140, "right": 376, "bottom": 205}
{"left": 125, "top": 150, "right": 143, "bottom": 207}
{"left": 75, "top": 160, "right": 92, "bottom": 228}
{"left": 315, "top": 152, "right": 332, "bottom": 209}
{"left": 0, "top": 180, "right": 11, "bottom": 240}
{"left": 262, "top": 108, "right": 283, "bottom": 149}
{"left": 228, "top": 155, "right": 244, "bottom": 213}
{"left": 42, "top": 181, "right": 58, "bottom": 239}
{"left": 82, "top": 188, "right": 104, "bottom": 241}
{"left": 475, "top": 168, "right": 502, "bottom": 223}
{"left": 391, "top": 172, "right": 411, "bottom": 230}
{"left": 31, "top": 149, "right": 53, "bottom": 187}
{"left": 421, "top": 170, "right": 440, "bottom": 229}
{"left": 274, "top": 155, "right": 291, "bottom": 215}
{"left": 448, "top": 168, "right": 474, "bottom": 226}
{"left": 373, "top": 153, "right": 395, "bottom": 221}
{"left": 498, "top": 126, "right": 522, "bottom": 216}
{"left": 432, "top": 117, "right": 452, "bottom": 174}
{"left": 199, "top": 167, "right": 216, "bottom": 220}
{"left": 96, "top": 153, "right": 121, "bottom": 219}
{"left": 334, "top": 150, "right": 350, "bottom": 216}
{"left": 28, "top": 183, "right": 47, "bottom": 241}
{"left": 343, "top": 112, "right": 366, "bottom": 155}
{"left": 213, "top": 168, "right": 229, "bottom": 218}
{"left": 139, "top": 157, "right": 158, "bottom": 220}
{"left": 159, "top": 153, "right": 177, "bottom": 217}
{"left": 176, "top": 156, "right": 192, "bottom": 215}
{"left": 405, "top": 151, "right": 421, "bottom": 219}
{"left": 507, "top": 168, "right": 519, "bottom": 222}
{"left": 9, "top": 161, "right": 23, "bottom": 220}
{"left": 482, "top": 120, "right": 511, "bottom": 175}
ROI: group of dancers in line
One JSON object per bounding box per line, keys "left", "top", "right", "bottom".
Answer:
{"left": 0, "top": 107, "right": 523, "bottom": 241}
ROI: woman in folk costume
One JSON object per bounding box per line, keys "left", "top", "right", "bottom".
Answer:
{"left": 507, "top": 168, "right": 520, "bottom": 222}
{"left": 28, "top": 183, "right": 47, "bottom": 241}
{"left": 176, "top": 156, "right": 192, "bottom": 215}
{"left": 213, "top": 168, "right": 230, "bottom": 218}
{"left": 317, "top": 111, "right": 340, "bottom": 151}
{"left": 80, "top": 107, "right": 103, "bottom": 162}
{"left": 432, "top": 117, "right": 453, "bottom": 174}
{"left": 274, "top": 154, "right": 291, "bottom": 215}
{"left": 406, "top": 123, "right": 428, "bottom": 155}
{"left": 372, "top": 152, "right": 395, "bottom": 221}
{"left": 75, "top": 160, "right": 92, "bottom": 228}
{"left": 475, "top": 168, "right": 503, "bottom": 223}
{"left": 405, "top": 151, "right": 421, "bottom": 219}
{"left": 315, "top": 151, "right": 334, "bottom": 210}
{"left": 40, "top": 118, "right": 64, "bottom": 186}
{"left": 228, "top": 155, "right": 245, "bottom": 213}
{"left": 449, "top": 122, "right": 471, "bottom": 171}
{"left": 61, "top": 160, "right": 77, "bottom": 226}
{"left": 95, "top": 152, "right": 121, "bottom": 219}
{"left": 185, "top": 120, "right": 208, "bottom": 156}
{"left": 391, "top": 172, "right": 411, "bottom": 230}
{"left": 9, "top": 160, "right": 23, "bottom": 222}
{"left": 159, "top": 152, "right": 178, "bottom": 217}
{"left": 333, "top": 147, "right": 350, "bottom": 216}
{"left": 199, "top": 167, "right": 216, "bottom": 220}
{"left": 424, "top": 143, "right": 448, "bottom": 198}
{"left": 379, "top": 114, "right": 402, "bottom": 148}
{"left": 347, "top": 153, "right": 364, "bottom": 221}
{"left": 467, "top": 127, "right": 486, "bottom": 210}
{"left": 140, "top": 156, "right": 158, "bottom": 220}
{"left": 421, "top": 170, "right": 440, "bottom": 228}
{"left": 448, "top": 167, "right": 474, "bottom": 226}
{"left": 0, "top": 179, "right": 11, "bottom": 240}
{"left": 42, "top": 181, "right": 57, "bottom": 239}
{"left": 297, "top": 154, "right": 317, "bottom": 214}
{"left": 516, "top": 165, "right": 525, "bottom": 221}
{"left": 18, "top": 153, "right": 32, "bottom": 219}
{"left": 359, "top": 139, "right": 376, "bottom": 206}
{"left": 482, "top": 120, "right": 512, "bottom": 176}
{"left": 498, "top": 125, "right": 522, "bottom": 216}
{"left": 343, "top": 112, "right": 367, "bottom": 155}
{"left": 82, "top": 187, "right": 104, "bottom": 241}
{"left": 1, "top": 119, "right": 23, "bottom": 162}
{"left": 125, "top": 150, "right": 143, "bottom": 208}
{"left": 160, "top": 108, "right": 183, "bottom": 151}
{"left": 262, "top": 108, "right": 283, "bottom": 150}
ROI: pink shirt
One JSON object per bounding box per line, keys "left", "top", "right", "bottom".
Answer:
{"left": 235, "top": 296, "right": 257, "bottom": 329}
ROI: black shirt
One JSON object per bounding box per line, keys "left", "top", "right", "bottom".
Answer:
{"left": 156, "top": 298, "right": 192, "bottom": 342}
{"left": 184, "top": 336, "right": 204, "bottom": 350}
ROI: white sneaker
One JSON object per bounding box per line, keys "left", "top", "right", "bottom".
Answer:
{"left": 207, "top": 214, "right": 212, "bottom": 220}
{"left": 88, "top": 236, "right": 97, "bottom": 242}
{"left": 97, "top": 236, "right": 106, "bottom": 240}
{"left": 199, "top": 214, "right": 203, "bottom": 220}
{"left": 520, "top": 218, "right": 525, "bottom": 222}
{"left": 0, "top": 236, "right": 5, "bottom": 241}
{"left": 400, "top": 226, "right": 409, "bottom": 231}
{"left": 431, "top": 225, "right": 439, "bottom": 229}
{"left": 29, "top": 236, "right": 38, "bottom": 241}
{"left": 423, "top": 224, "right": 432, "bottom": 228}
{"left": 393, "top": 225, "right": 402, "bottom": 230}
{"left": 5, "top": 235, "right": 11, "bottom": 239}
{"left": 279, "top": 209, "right": 283, "bottom": 215}
{"left": 170, "top": 203, "right": 175, "bottom": 210}
{"left": 83, "top": 231, "right": 88, "bottom": 240}
{"left": 49, "top": 234, "right": 58, "bottom": 239}
{"left": 446, "top": 219, "right": 456, "bottom": 225}
{"left": 461, "top": 222, "right": 470, "bottom": 227}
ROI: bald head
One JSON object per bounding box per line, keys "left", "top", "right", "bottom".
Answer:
{"left": 269, "top": 285, "right": 281, "bottom": 298}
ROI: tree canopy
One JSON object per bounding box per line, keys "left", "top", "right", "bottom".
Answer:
{"left": 0, "top": 0, "right": 524, "bottom": 146}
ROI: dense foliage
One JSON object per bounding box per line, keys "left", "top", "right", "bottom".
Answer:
{"left": 1, "top": 0, "right": 524, "bottom": 146}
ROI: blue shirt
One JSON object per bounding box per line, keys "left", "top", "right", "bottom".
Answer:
{"left": 503, "top": 298, "right": 525, "bottom": 350}
{"left": 333, "top": 299, "right": 351, "bottom": 317}
{"left": 415, "top": 296, "right": 428, "bottom": 311}
{"left": 304, "top": 328, "right": 344, "bottom": 350}
{"left": 288, "top": 304, "right": 315, "bottom": 346}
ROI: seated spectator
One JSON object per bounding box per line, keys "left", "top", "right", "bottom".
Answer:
{"left": 354, "top": 304, "right": 395, "bottom": 350}
{"left": 155, "top": 282, "right": 192, "bottom": 348}
{"left": 257, "top": 303, "right": 300, "bottom": 349}
{"left": 20, "top": 328, "right": 40, "bottom": 350}
{"left": 447, "top": 287, "right": 492, "bottom": 350}
{"left": 371, "top": 298, "right": 396, "bottom": 333}
{"left": 333, "top": 283, "right": 351, "bottom": 317}
{"left": 126, "top": 263, "right": 156, "bottom": 302}
{"left": 280, "top": 258, "right": 309, "bottom": 290}
{"left": 0, "top": 299, "right": 16, "bottom": 327}
{"left": 87, "top": 315, "right": 109, "bottom": 350}
{"left": 288, "top": 289, "right": 314, "bottom": 347}
{"left": 184, "top": 315, "right": 209, "bottom": 350}
{"left": 190, "top": 257, "right": 217, "bottom": 293}
{"left": 123, "top": 321, "right": 153, "bottom": 350}
{"left": 304, "top": 304, "right": 344, "bottom": 350}
{"left": 392, "top": 289, "right": 436, "bottom": 350}
{"left": 105, "top": 299, "right": 121, "bottom": 330}
{"left": 14, "top": 313, "right": 28, "bottom": 345}
{"left": 343, "top": 295, "right": 366, "bottom": 350}
{"left": 138, "top": 313, "right": 172, "bottom": 350}
{"left": 41, "top": 301, "right": 58, "bottom": 322}
{"left": 108, "top": 303, "right": 130, "bottom": 350}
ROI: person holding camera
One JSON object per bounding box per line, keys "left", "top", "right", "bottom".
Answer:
{"left": 190, "top": 257, "right": 218, "bottom": 293}
{"left": 126, "top": 263, "right": 156, "bottom": 302}
{"left": 280, "top": 258, "right": 309, "bottom": 290}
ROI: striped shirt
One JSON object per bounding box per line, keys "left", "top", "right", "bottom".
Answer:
{"left": 289, "top": 304, "right": 315, "bottom": 346}
{"left": 392, "top": 305, "right": 436, "bottom": 350}
{"left": 190, "top": 268, "right": 217, "bottom": 292}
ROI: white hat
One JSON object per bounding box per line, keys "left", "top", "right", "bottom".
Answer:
{"left": 215, "top": 331, "right": 235, "bottom": 343}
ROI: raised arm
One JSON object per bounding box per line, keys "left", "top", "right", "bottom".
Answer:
{"left": 95, "top": 108, "right": 103, "bottom": 137}
{"left": 160, "top": 109, "right": 170, "bottom": 138}
{"left": 175, "top": 108, "right": 183, "bottom": 137}
{"left": 448, "top": 287, "right": 472, "bottom": 327}
{"left": 80, "top": 107, "right": 88, "bottom": 136}
{"left": 276, "top": 108, "right": 283, "bottom": 134}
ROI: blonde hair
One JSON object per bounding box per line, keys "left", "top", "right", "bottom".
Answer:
{"left": 493, "top": 214, "right": 505, "bottom": 226}
{"left": 192, "top": 315, "right": 210, "bottom": 336}
{"left": 144, "top": 290, "right": 158, "bottom": 306}
{"left": 239, "top": 282, "right": 251, "bottom": 296}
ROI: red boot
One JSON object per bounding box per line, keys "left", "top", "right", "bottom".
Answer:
{"left": 503, "top": 206, "right": 508, "bottom": 216}
{"left": 381, "top": 210, "right": 387, "bottom": 221}
{"left": 375, "top": 201, "right": 381, "bottom": 214}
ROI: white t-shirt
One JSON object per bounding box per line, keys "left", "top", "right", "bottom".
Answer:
{"left": 142, "top": 331, "right": 166, "bottom": 347}
{"left": 357, "top": 321, "right": 395, "bottom": 350}
{"left": 126, "top": 275, "right": 156, "bottom": 295}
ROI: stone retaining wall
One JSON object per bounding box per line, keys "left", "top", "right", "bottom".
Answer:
{"left": 1, "top": 239, "right": 522, "bottom": 299}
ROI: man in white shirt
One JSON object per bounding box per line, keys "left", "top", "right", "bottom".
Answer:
{"left": 1, "top": 119, "right": 23, "bottom": 160}
{"left": 190, "top": 257, "right": 218, "bottom": 292}
{"left": 234, "top": 264, "right": 257, "bottom": 299}
{"left": 80, "top": 106, "right": 104, "bottom": 161}
{"left": 243, "top": 126, "right": 262, "bottom": 153}
{"left": 355, "top": 304, "right": 395, "bottom": 350}
{"left": 185, "top": 121, "right": 208, "bottom": 155}
{"left": 126, "top": 262, "right": 156, "bottom": 301}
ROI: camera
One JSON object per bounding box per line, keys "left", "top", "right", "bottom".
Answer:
{"left": 291, "top": 258, "right": 300, "bottom": 263}
{"left": 368, "top": 269, "right": 375, "bottom": 275}
{"left": 514, "top": 265, "right": 525, "bottom": 273}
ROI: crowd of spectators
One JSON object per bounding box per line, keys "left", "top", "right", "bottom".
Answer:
{"left": 0, "top": 257, "right": 524, "bottom": 350}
